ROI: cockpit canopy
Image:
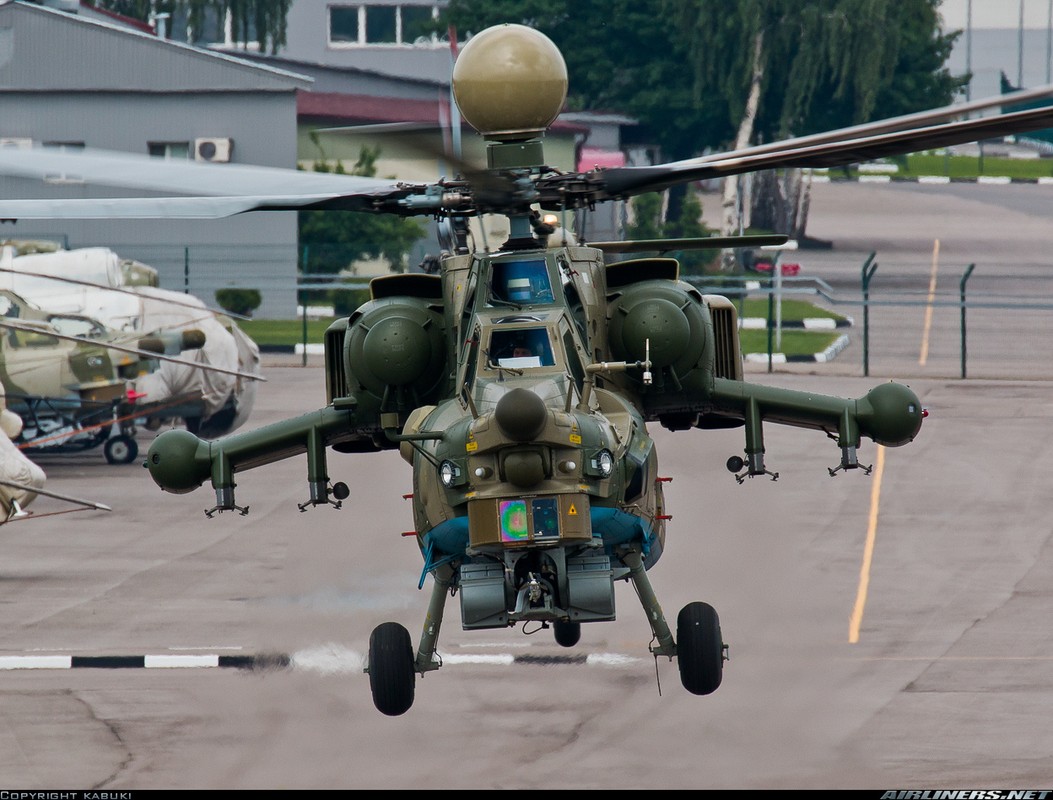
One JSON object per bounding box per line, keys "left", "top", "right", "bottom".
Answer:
{"left": 490, "top": 258, "right": 554, "bottom": 306}
{"left": 490, "top": 326, "right": 556, "bottom": 368}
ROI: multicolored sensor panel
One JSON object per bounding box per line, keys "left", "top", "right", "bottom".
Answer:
{"left": 499, "top": 498, "right": 560, "bottom": 543}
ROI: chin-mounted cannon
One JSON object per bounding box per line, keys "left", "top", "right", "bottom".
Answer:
{"left": 709, "top": 379, "right": 925, "bottom": 484}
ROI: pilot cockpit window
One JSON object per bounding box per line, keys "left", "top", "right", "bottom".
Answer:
{"left": 490, "top": 259, "right": 554, "bottom": 306}
{"left": 489, "top": 327, "right": 556, "bottom": 369}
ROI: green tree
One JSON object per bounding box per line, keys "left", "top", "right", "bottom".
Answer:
{"left": 86, "top": 0, "right": 291, "bottom": 53}
{"left": 442, "top": 0, "right": 734, "bottom": 162}
{"left": 298, "top": 145, "right": 426, "bottom": 276}
{"left": 443, "top": 0, "right": 966, "bottom": 262}
{"left": 665, "top": 0, "right": 968, "bottom": 260}
{"left": 624, "top": 190, "right": 716, "bottom": 274}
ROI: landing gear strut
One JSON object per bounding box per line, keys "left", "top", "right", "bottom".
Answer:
{"left": 621, "top": 548, "right": 727, "bottom": 696}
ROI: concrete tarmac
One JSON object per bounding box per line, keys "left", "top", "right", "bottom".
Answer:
{"left": 5, "top": 181, "right": 1053, "bottom": 789}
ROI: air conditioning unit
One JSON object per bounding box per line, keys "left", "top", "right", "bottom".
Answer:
{"left": 194, "top": 137, "right": 233, "bottom": 163}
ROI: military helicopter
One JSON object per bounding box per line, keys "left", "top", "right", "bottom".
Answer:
{"left": 1, "top": 23, "right": 1053, "bottom": 716}
{"left": 0, "top": 240, "right": 263, "bottom": 440}
{"left": 0, "top": 285, "right": 258, "bottom": 464}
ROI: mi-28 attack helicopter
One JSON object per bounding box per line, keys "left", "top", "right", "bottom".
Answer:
{"left": 1, "top": 24, "right": 1052, "bottom": 716}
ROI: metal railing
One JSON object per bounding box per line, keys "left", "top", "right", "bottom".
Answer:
{"left": 688, "top": 253, "right": 1053, "bottom": 381}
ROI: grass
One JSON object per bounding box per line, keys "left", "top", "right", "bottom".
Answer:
{"left": 739, "top": 329, "right": 842, "bottom": 357}
{"left": 239, "top": 317, "right": 337, "bottom": 347}
{"left": 739, "top": 297, "right": 845, "bottom": 322}
{"left": 838, "top": 152, "right": 1053, "bottom": 180}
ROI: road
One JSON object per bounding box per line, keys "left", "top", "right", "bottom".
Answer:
{"left": 5, "top": 181, "right": 1053, "bottom": 789}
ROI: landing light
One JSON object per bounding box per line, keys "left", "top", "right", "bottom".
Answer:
{"left": 439, "top": 460, "right": 461, "bottom": 488}
{"left": 590, "top": 450, "right": 613, "bottom": 478}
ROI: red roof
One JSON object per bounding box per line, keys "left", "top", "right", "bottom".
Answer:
{"left": 79, "top": 1, "right": 156, "bottom": 34}
{"left": 577, "top": 147, "right": 626, "bottom": 171}
{"left": 297, "top": 91, "right": 588, "bottom": 135}
{"left": 298, "top": 91, "right": 445, "bottom": 124}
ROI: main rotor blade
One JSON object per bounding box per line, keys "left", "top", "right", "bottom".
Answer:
{"left": 695, "top": 82, "right": 1053, "bottom": 162}
{"left": 0, "top": 145, "right": 419, "bottom": 219}
{"left": 588, "top": 234, "right": 789, "bottom": 254}
{"left": 0, "top": 193, "right": 404, "bottom": 220}
{"left": 0, "top": 145, "right": 399, "bottom": 196}
{"left": 598, "top": 102, "right": 1053, "bottom": 197}
{"left": 0, "top": 319, "right": 265, "bottom": 381}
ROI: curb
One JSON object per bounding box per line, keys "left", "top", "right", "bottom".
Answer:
{"left": 740, "top": 317, "right": 853, "bottom": 330}
{"left": 744, "top": 333, "right": 851, "bottom": 364}
{"left": 813, "top": 175, "right": 1053, "bottom": 185}
{"left": 0, "top": 653, "right": 291, "bottom": 670}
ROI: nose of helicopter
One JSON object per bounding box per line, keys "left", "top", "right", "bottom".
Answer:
{"left": 494, "top": 387, "right": 548, "bottom": 442}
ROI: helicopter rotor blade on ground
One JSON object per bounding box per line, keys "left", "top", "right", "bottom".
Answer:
{"left": 0, "top": 477, "right": 111, "bottom": 515}
{"left": 0, "top": 264, "right": 253, "bottom": 322}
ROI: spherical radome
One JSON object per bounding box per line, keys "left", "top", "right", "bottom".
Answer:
{"left": 452, "top": 24, "right": 568, "bottom": 140}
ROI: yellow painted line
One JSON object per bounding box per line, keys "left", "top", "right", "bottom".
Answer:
{"left": 848, "top": 445, "right": 885, "bottom": 643}
{"left": 918, "top": 239, "right": 939, "bottom": 365}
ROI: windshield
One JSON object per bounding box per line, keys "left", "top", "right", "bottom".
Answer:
{"left": 490, "top": 327, "right": 556, "bottom": 368}
{"left": 491, "top": 259, "right": 554, "bottom": 305}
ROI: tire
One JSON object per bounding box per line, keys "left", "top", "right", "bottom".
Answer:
{"left": 676, "top": 601, "right": 723, "bottom": 696}
{"left": 104, "top": 435, "right": 139, "bottom": 465}
{"left": 368, "top": 622, "right": 416, "bottom": 716}
{"left": 553, "top": 620, "right": 581, "bottom": 648}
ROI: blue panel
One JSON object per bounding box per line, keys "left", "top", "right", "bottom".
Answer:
{"left": 422, "top": 516, "right": 470, "bottom": 558}
{"left": 590, "top": 507, "right": 664, "bottom": 568}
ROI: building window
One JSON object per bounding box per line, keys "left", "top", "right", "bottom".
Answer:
{"left": 148, "top": 142, "right": 191, "bottom": 160}
{"left": 329, "top": 6, "right": 359, "bottom": 43}
{"left": 328, "top": 4, "right": 440, "bottom": 47}
{"left": 401, "top": 5, "right": 435, "bottom": 41}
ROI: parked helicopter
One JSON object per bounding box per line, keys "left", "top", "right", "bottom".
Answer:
{"left": 0, "top": 241, "right": 262, "bottom": 440}
{"left": 0, "top": 284, "right": 258, "bottom": 464}
{"left": 1, "top": 23, "right": 1052, "bottom": 716}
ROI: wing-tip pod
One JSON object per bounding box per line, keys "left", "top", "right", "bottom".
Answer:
{"left": 856, "top": 382, "right": 924, "bottom": 447}
{"left": 145, "top": 429, "right": 212, "bottom": 494}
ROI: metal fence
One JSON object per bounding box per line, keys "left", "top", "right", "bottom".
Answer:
{"left": 255, "top": 247, "right": 1053, "bottom": 382}
{"left": 21, "top": 239, "right": 1053, "bottom": 381}
{"left": 691, "top": 253, "right": 1053, "bottom": 381}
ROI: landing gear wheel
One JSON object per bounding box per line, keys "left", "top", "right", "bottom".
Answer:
{"left": 368, "top": 622, "right": 416, "bottom": 716}
{"left": 676, "top": 601, "right": 724, "bottom": 695}
{"left": 104, "top": 435, "right": 138, "bottom": 465}
{"left": 553, "top": 620, "right": 581, "bottom": 648}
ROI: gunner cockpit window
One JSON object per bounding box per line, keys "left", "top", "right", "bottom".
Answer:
{"left": 489, "top": 327, "right": 556, "bottom": 368}
{"left": 490, "top": 259, "right": 554, "bottom": 306}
